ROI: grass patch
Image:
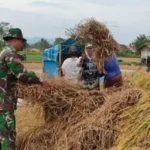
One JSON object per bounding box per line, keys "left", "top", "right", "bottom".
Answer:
{"left": 119, "top": 62, "right": 144, "bottom": 66}
{"left": 116, "top": 51, "right": 140, "bottom": 58}
{"left": 19, "top": 50, "right": 42, "bottom": 62}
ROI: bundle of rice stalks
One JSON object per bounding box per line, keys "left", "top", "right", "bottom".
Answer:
{"left": 17, "top": 87, "right": 141, "bottom": 150}
{"left": 16, "top": 105, "right": 45, "bottom": 137}
{"left": 112, "top": 90, "right": 150, "bottom": 150}
{"left": 130, "top": 71, "right": 150, "bottom": 90}
{"left": 15, "top": 79, "right": 106, "bottom": 123}
{"left": 67, "top": 18, "right": 119, "bottom": 73}
{"left": 16, "top": 105, "right": 45, "bottom": 150}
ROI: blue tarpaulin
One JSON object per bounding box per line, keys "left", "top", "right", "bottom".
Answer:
{"left": 42, "top": 45, "right": 59, "bottom": 62}
{"left": 42, "top": 38, "right": 84, "bottom": 78}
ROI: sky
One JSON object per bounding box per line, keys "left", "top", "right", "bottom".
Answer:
{"left": 0, "top": 0, "right": 150, "bottom": 44}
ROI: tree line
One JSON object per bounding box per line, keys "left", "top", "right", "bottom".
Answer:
{"left": 0, "top": 22, "right": 150, "bottom": 52}
{"left": 0, "top": 22, "right": 65, "bottom": 51}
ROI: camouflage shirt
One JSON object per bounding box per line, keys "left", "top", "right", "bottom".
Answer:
{"left": 0, "top": 45, "right": 42, "bottom": 111}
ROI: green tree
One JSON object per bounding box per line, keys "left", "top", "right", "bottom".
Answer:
{"left": 53, "top": 37, "right": 65, "bottom": 45}
{"left": 130, "top": 34, "right": 150, "bottom": 53}
{"left": 24, "top": 42, "right": 30, "bottom": 49}
{"left": 0, "top": 22, "right": 12, "bottom": 50}
{"left": 0, "top": 41, "right": 3, "bottom": 51}
{"left": 0, "top": 22, "right": 11, "bottom": 40}
{"left": 25, "top": 42, "right": 31, "bottom": 48}
{"left": 33, "top": 38, "right": 51, "bottom": 51}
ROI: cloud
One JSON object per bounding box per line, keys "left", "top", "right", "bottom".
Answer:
{"left": 80, "top": 0, "right": 149, "bottom": 6}
{"left": 0, "top": 7, "right": 68, "bottom": 38}
{"left": 29, "top": 1, "right": 67, "bottom": 9}
{"left": 0, "top": 0, "right": 150, "bottom": 44}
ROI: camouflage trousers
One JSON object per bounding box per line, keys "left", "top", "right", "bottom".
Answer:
{"left": 0, "top": 111, "right": 16, "bottom": 150}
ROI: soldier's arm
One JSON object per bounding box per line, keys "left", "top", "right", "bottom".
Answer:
{"left": 5, "top": 51, "right": 43, "bottom": 84}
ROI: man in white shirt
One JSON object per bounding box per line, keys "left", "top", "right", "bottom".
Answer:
{"left": 61, "top": 46, "right": 81, "bottom": 80}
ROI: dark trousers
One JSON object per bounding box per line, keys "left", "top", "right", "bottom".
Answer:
{"left": 104, "top": 74, "right": 123, "bottom": 88}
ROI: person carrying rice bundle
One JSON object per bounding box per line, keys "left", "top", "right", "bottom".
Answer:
{"left": 78, "top": 44, "right": 103, "bottom": 90}
{"left": 68, "top": 18, "right": 123, "bottom": 89}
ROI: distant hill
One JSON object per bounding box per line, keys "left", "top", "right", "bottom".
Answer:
{"left": 27, "top": 37, "right": 55, "bottom": 45}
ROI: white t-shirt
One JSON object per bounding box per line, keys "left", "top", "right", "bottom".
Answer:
{"left": 62, "top": 57, "right": 81, "bottom": 79}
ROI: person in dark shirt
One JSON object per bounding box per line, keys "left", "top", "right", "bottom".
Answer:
{"left": 146, "top": 56, "right": 150, "bottom": 72}
{"left": 78, "top": 44, "right": 101, "bottom": 90}
{"left": 79, "top": 43, "right": 122, "bottom": 89}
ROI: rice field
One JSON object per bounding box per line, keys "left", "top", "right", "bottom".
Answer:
{"left": 14, "top": 62, "right": 150, "bottom": 150}
{"left": 119, "top": 57, "right": 140, "bottom": 63}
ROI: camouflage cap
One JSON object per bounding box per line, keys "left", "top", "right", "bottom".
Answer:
{"left": 3, "top": 28, "right": 27, "bottom": 42}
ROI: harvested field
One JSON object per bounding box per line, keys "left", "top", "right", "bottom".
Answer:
{"left": 15, "top": 47, "right": 148, "bottom": 150}
{"left": 15, "top": 75, "right": 143, "bottom": 150}
{"left": 17, "top": 87, "right": 140, "bottom": 150}
{"left": 23, "top": 62, "right": 42, "bottom": 70}
{"left": 120, "top": 64, "right": 145, "bottom": 71}
{"left": 16, "top": 79, "right": 106, "bottom": 122}
{"left": 119, "top": 57, "right": 140, "bottom": 63}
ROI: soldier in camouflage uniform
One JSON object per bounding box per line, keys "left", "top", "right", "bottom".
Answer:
{"left": 0, "top": 28, "right": 46, "bottom": 150}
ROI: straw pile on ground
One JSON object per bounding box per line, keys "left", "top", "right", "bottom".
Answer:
{"left": 111, "top": 71, "right": 150, "bottom": 150}
{"left": 67, "top": 18, "right": 119, "bottom": 73}
{"left": 112, "top": 91, "right": 150, "bottom": 150}
{"left": 16, "top": 105, "right": 45, "bottom": 138}
{"left": 16, "top": 79, "right": 106, "bottom": 123}
{"left": 15, "top": 78, "right": 141, "bottom": 150}
{"left": 130, "top": 71, "right": 150, "bottom": 90}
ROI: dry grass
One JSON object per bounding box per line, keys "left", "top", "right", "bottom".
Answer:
{"left": 15, "top": 70, "right": 150, "bottom": 150}
{"left": 120, "top": 65, "right": 145, "bottom": 71}
{"left": 16, "top": 105, "right": 45, "bottom": 149}
{"left": 119, "top": 57, "right": 140, "bottom": 63}
{"left": 50, "top": 88, "right": 140, "bottom": 150}
{"left": 67, "top": 18, "right": 118, "bottom": 73}
{"left": 15, "top": 79, "right": 106, "bottom": 122}
{"left": 112, "top": 91, "right": 150, "bottom": 150}
{"left": 23, "top": 62, "right": 42, "bottom": 70}
{"left": 111, "top": 71, "right": 150, "bottom": 150}
{"left": 15, "top": 78, "right": 141, "bottom": 150}
{"left": 16, "top": 105, "right": 45, "bottom": 137}
{"left": 129, "top": 71, "right": 150, "bottom": 90}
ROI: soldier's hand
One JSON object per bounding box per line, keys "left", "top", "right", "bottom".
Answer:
{"left": 41, "top": 81, "right": 49, "bottom": 89}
